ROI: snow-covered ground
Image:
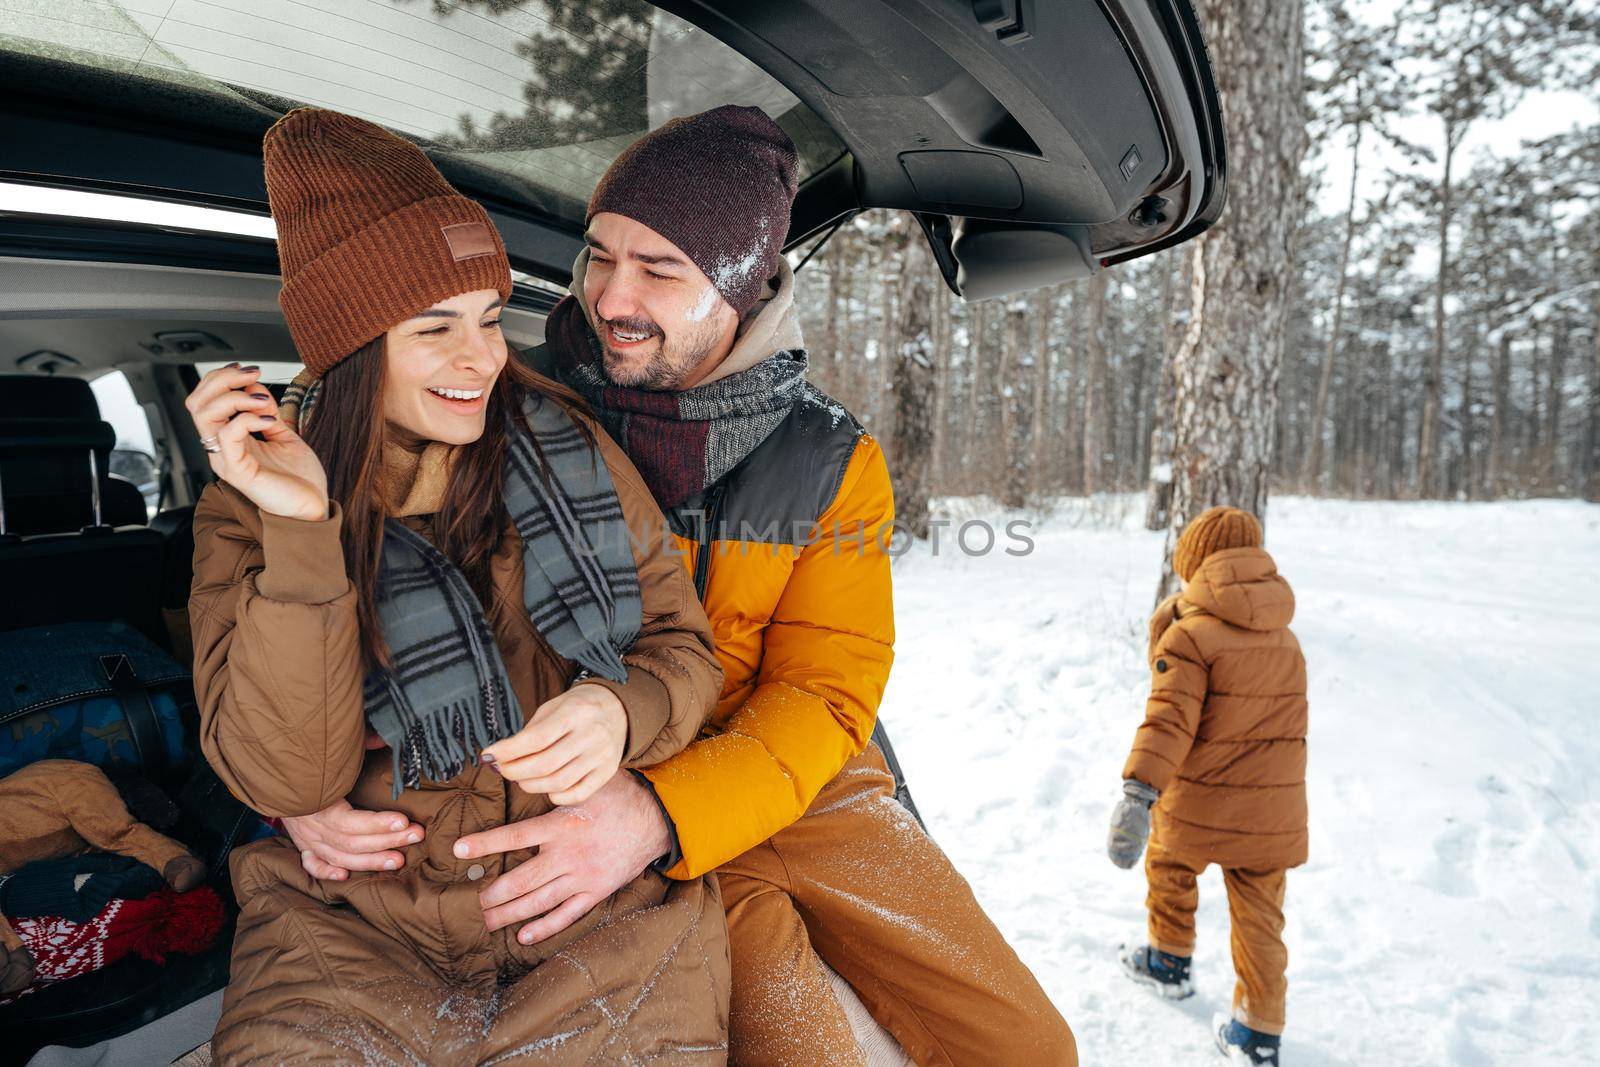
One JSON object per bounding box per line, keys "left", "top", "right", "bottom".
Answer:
{"left": 882, "top": 496, "right": 1600, "bottom": 1066}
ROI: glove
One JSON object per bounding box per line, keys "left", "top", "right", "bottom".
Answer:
{"left": 1107, "top": 779, "right": 1161, "bottom": 869}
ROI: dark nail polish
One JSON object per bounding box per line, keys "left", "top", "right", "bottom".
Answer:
{"left": 224, "top": 361, "right": 240, "bottom": 368}
{"left": 479, "top": 752, "right": 496, "bottom": 764}
{"left": 240, "top": 365, "right": 260, "bottom": 373}
{"left": 251, "top": 392, "right": 271, "bottom": 400}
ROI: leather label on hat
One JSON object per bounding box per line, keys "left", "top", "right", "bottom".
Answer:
{"left": 442, "top": 222, "right": 495, "bottom": 261}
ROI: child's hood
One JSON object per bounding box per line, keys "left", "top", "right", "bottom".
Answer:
{"left": 1181, "top": 546, "right": 1295, "bottom": 632}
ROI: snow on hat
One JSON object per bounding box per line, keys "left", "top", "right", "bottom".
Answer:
{"left": 586, "top": 105, "right": 799, "bottom": 317}
{"left": 1174, "top": 506, "right": 1264, "bottom": 582}
{"left": 264, "top": 108, "right": 513, "bottom": 378}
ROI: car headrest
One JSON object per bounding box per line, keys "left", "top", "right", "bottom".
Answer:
{"left": 0, "top": 418, "right": 116, "bottom": 455}
{"left": 0, "top": 417, "right": 127, "bottom": 534}
{"left": 0, "top": 375, "right": 101, "bottom": 420}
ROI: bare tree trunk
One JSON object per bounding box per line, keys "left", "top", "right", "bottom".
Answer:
{"left": 1352, "top": 335, "right": 1371, "bottom": 497}
{"left": 1064, "top": 310, "right": 1086, "bottom": 494}
{"left": 821, "top": 258, "right": 841, "bottom": 390}
{"left": 1419, "top": 130, "right": 1457, "bottom": 499}
{"left": 1487, "top": 330, "right": 1509, "bottom": 498}
{"left": 1104, "top": 278, "right": 1122, "bottom": 487}
{"left": 1459, "top": 331, "right": 1474, "bottom": 499}
{"left": 1545, "top": 325, "right": 1567, "bottom": 489}
{"left": 890, "top": 235, "right": 937, "bottom": 537}
{"left": 1527, "top": 327, "right": 1547, "bottom": 491}
{"left": 1303, "top": 116, "right": 1363, "bottom": 492}
{"left": 1586, "top": 302, "right": 1600, "bottom": 502}
{"left": 1145, "top": 253, "right": 1184, "bottom": 529}
{"left": 840, "top": 237, "right": 861, "bottom": 412}
{"left": 1081, "top": 268, "right": 1111, "bottom": 495}
{"left": 962, "top": 301, "right": 986, "bottom": 490}
{"left": 875, "top": 264, "right": 897, "bottom": 434}
{"left": 928, "top": 272, "right": 951, "bottom": 493}
{"left": 1158, "top": 0, "right": 1306, "bottom": 604}
{"left": 999, "top": 297, "right": 1031, "bottom": 508}
{"left": 1028, "top": 288, "right": 1055, "bottom": 498}
{"left": 1382, "top": 339, "right": 1401, "bottom": 497}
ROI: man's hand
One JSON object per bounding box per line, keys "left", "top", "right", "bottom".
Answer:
{"left": 482, "top": 683, "right": 628, "bottom": 805}
{"left": 283, "top": 798, "right": 424, "bottom": 881}
{"left": 1107, "top": 779, "right": 1161, "bottom": 869}
{"left": 453, "top": 771, "right": 671, "bottom": 945}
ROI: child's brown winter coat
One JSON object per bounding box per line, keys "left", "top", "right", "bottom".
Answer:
{"left": 1123, "top": 546, "right": 1308, "bottom": 870}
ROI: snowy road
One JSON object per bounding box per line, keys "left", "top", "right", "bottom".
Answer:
{"left": 880, "top": 497, "right": 1600, "bottom": 1066}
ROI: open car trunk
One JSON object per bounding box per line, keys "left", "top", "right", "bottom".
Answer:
{"left": 1, "top": 0, "right": 1222, "bottom": 301}
{"left": 0, "top": 2, "right": 1223, "bottom": 1061}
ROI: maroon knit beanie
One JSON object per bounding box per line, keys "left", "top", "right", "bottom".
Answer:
{"left": 264, "top": 108, "right": 512, "bottom": 377}
{"left": 587, "top": 105, "right": 799, "bottom": 317}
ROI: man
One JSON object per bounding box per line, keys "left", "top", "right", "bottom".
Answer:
{"left": 286, "top": 105, "right": 1076, "bottom": 1066}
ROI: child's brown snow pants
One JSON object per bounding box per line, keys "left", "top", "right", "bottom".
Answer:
{"left": 717, "top": 745, "right": 1077, "bottom": 1066}
{"left": 1145, "top": 835, "right": 1289, "bottom": 1035}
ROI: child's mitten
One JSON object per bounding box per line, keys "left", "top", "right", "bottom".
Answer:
{"left": 1107, "top": 779, "right": 1160, "bottom": 868}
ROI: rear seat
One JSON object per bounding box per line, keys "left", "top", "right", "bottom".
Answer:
{"left": 0, "top": 376, "right": 168, "bottom": 650}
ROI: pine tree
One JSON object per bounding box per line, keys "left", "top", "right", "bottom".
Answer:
{"left": 1401, "top": 0, "right": 1598, "bottom": 496}
{"left": 1301, "top": 1, "right": 1416, "bottom": 490}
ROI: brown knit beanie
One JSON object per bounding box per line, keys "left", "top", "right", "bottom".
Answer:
{"left": 587, "top": 105, "right": 799, "bottom": 317}
{"left": 264, "top": 108, "right": 512, "bottom": 378}
{"left": 1173, "top": 506, "right": 1264, "bottom": 582}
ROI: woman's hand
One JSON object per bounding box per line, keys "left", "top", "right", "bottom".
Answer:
{"left": 184, "top": 363, "right": 329, "bottom": 521}
{"left": 482, "top": 683, "right": 628, "bottom": 805}
{"left": 284, "top": 798, "right": 425, "bottom": 881}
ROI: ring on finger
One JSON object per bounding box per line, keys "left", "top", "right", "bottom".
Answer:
{"left": 200, "top": 435, "right": 223, "bottom": 454}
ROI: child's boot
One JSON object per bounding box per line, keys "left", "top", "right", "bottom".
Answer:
{"left": 1213, "top": 1013, "right": 1280, "bottom": 1066}
{"left": 1117, "top": 943, "right": 1193, "bottom": 998}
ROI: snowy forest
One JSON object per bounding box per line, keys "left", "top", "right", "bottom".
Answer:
{"left": 789, "top": 0, "right": 1600, "bottom": 540}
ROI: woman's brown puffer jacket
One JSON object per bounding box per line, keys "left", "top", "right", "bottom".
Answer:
{"left": 1122, "top": 546, "right": 1308, "bottom": 870}
{"left": 188, "top": 416, "right": 730, "bottom": 1063}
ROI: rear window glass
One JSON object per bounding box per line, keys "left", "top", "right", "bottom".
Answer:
{"left": 194, "top": 361, "right": 304, "bottom": 386}
{"left": 1, "top": 1, "right": 845, "bottom": 226}
{"left": 90, "top": 369, "right": 155, "bottom": 456}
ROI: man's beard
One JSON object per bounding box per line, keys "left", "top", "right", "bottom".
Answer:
{"left": 597, "top": 314, "right": 723, "bottom": 391}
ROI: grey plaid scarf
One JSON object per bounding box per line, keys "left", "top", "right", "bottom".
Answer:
{"left": 361, "top": 391, "right": 642, "bottom": 796}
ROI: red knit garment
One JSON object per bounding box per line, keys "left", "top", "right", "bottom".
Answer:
{"left": 0, "top": 886, "right": 224, "bottom": 1003}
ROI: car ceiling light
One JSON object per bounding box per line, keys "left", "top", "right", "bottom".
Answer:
{"left": 0, "top": 182, "right": 277, "bottom": 240}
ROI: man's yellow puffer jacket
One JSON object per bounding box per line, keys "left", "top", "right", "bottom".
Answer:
{"left": 640, "top": 387, "right": 896, "bottom": 879}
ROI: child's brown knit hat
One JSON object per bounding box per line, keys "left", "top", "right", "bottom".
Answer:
{"left": 264, "top": 108, "right": 512, "bottom": 377}
{"left": 1174, "top": 506, "right": 1263, "bottom": 582}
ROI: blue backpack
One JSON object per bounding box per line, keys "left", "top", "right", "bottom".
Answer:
{"left": 0, "top": 620, "right": 192, "bottom": 780}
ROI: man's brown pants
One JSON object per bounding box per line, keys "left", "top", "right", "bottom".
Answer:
{"left": 1144, "top": 835, "right": 1288, "bottom": 1035}
{"left": 717, "top": 745, "right": 1077, "bottom": 1067}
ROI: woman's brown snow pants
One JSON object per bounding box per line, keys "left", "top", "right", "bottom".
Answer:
{"left": 1145, "top": 835, "right": 1289, "bottom": 1035}
{"left": 717, "top": 745, "right": 1077, "bottom": 1066}
{"left": 212, "top": 843, "right": 732, "bottom": 1064}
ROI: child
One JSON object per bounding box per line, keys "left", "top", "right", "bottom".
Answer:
{"left": 1106, "top": 506, "right": 1307, "bottom": 1066}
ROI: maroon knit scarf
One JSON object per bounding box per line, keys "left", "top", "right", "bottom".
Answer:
{"left": 542, "top": 295, "right": 805, "bottom": 509}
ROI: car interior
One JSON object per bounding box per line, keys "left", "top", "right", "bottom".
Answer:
{"left": 0, "top": 0, "right": 1222, "bottom": 1060}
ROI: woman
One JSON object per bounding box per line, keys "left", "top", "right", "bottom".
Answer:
{"left": 185, "top": 109, "right": 729, "bottom": 1063}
